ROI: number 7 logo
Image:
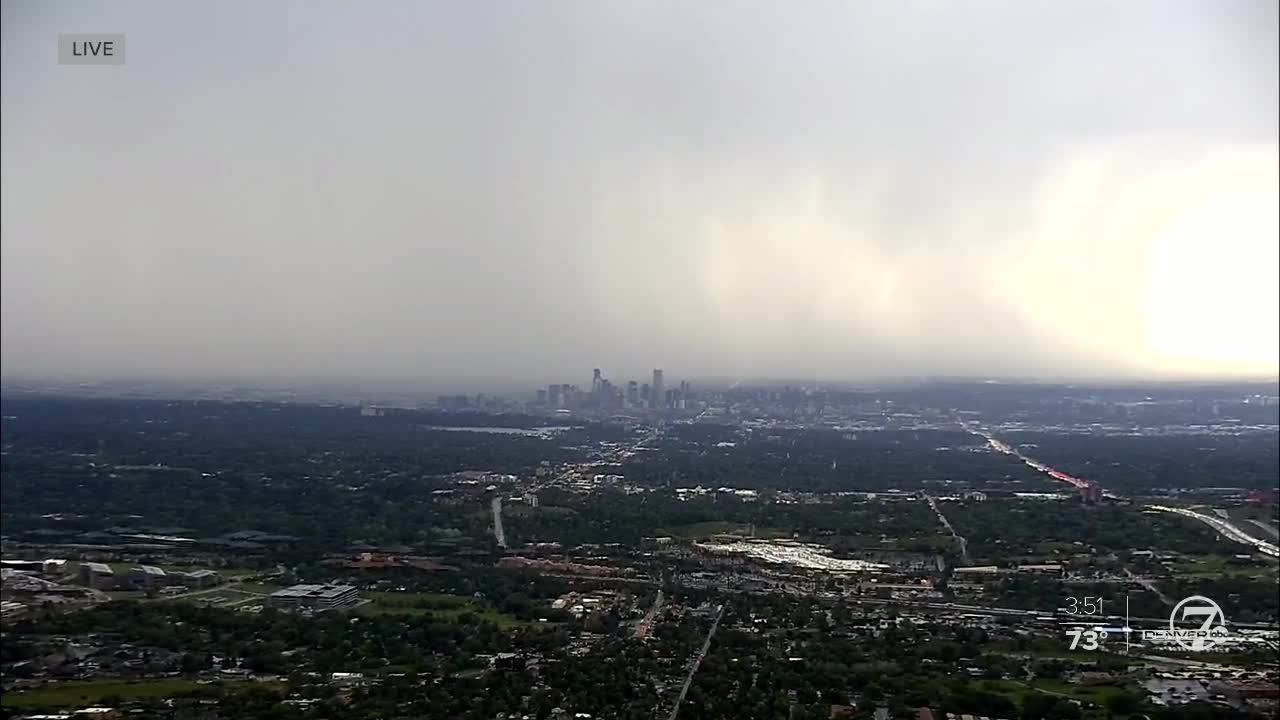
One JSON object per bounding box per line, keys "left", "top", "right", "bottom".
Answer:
{"left": 1171, "top": 595, "right": 1227, "bottom": 651}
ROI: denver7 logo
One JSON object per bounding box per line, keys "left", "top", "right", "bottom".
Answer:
{"left": 1171, "top": 595, "right": 1228, "bottom": 651}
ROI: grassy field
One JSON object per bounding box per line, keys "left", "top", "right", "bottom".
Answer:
{"left": 364, "top": 591, "right": 471, "bottom": 609}
{"left": 358, "top": 591, "right": 524, "bottom": 627}
{"left": 1223, "top": 505, "right": 1280, "bottom": 527}
{"left": 167, "top": 565, "right": 264, "bottom": 579}
{"left": 1032, "top": 678, "right": 1129, "bottom": 701}
{"left": 981, "top": 643, "right": 1087, "bottom": 661}
{"left": 1, "top": 678, "right": 204, "bottom": 709}
{"left": 234, "top": 582, "right": 284, "bottom": 595}
{"left": 1168, "top": 555, "right": 1279, "bottom": 580}
{"left": 181, "top": 589, "right": 262, "bottom": 607}
{"left": 982, "top": 678, "right": 1138, "bottom": 718}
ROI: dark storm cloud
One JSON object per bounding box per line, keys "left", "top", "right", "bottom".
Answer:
{"left": 2, "top": 0, "right": 1277, "bottom": 387}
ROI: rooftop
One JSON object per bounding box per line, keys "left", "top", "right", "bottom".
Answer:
{"left": 270, "top": 583, "right": 358, "bottom": 599}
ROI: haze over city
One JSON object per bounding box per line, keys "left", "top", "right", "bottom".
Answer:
{"left": 4, "top": 5, "right": 1280, "bottom": 717}
{"left": 2, "top": 0, "right": 1277, "bottom": 388}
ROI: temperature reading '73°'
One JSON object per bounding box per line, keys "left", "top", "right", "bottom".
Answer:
{"left": 1066, "top": 627, "right": 1107, "bottom": 651}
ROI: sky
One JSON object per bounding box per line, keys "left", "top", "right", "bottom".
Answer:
{"left": 2, "top": 0, "right": 1278, "bottom": 389}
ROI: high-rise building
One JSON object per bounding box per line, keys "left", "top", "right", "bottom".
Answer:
{"left": 536, "top": 389, "right": 548, "bottom": 405}
{"left": 437, "top": 395, "right": 470, "bottom": 411}
{"left": 1079, "top": 482, "right": 1104, "bottom": 505}
{"left": 592, "top": 368, "right": 602, "bottom": 393}
{"left": 641, "top": 383, "right": 651, "bottom": 404}
{"left": 547, "top": 385, "right": 561, "bottom": 407}
{"left": 627, "top": 381, "right": 639, "bottom": 407}
{"left": 652, "top": 369, "right": 664, "bottom": 409}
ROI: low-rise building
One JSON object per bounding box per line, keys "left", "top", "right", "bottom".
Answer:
{"left": 127, "top": 566, "right": 167, "bottom": 589}
{"left": 78, "top": 562, "right": 115, "bottom": 589}
{"left": 268, "top": 583, "right": 360, "bottom": 611}
{"left": 182, "top": 569, "right": 222, "bottom": 588}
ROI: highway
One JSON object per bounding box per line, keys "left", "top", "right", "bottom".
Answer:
{"left": 1147, "top": 505, "right": 1280, "bottom": 558}
{"left": 971, "top": 428, "right": 1093, "bottom": 492}
{"left": 1246, "top": 518, "right": 1280, "bottom": 539}
{"left": 968, "top": 425, "right": 1280, "bottom": 559}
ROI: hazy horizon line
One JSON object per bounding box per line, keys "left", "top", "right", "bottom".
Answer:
{"left": 3, "top": 369, "right": 1278, "bottom": 395}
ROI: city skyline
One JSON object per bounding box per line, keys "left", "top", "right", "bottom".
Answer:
{"left": 533, "top": 367, "right": 693, "bottom": 412}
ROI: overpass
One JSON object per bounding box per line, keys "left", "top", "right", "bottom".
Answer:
{"left": 1147, "top": 505, "right": 1280, "bottom": 558}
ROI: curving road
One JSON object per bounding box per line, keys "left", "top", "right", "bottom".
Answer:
{"left": 1246, "top": 518, "right": 1280, "bottom": 540}
{"left": 1147, "top": 505, "right": 1280, "bottom": 558}
{"left": 967, "top": 422, "right": 1278, "bottom": 559}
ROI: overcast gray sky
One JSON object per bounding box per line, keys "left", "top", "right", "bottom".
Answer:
{"left": 2, "top": 0, "right": 1277, "bottom": 388}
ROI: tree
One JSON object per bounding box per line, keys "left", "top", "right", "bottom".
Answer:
{"left": 1104, "top": 689, "right": 1142, "bottom": 715}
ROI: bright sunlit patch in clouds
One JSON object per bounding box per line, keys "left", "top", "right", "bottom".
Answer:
{"left": 1006, "top": 142, "right": 1280, "bottom": 380}
{"left": 2, "top": 2, "right": 1277, "bottom": 383}
{"left": 1144, "top": 183, "right": 1280, "bottom": 375}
